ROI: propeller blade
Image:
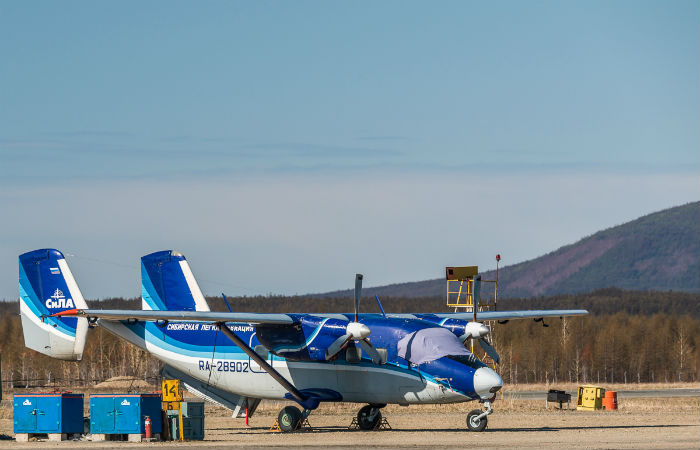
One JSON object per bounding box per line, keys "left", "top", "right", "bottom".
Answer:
{"left": 358, "top": 338, "right": 383, "bottom": 364}
{"left": 477, "top": 337, "right": 500, "bottom": 364}
{"left": 472, "top": 275, "right": 481, "bottom": 323}
{"left": 354, "top": 274, "right": 363, "bottom": 322}
{"left": 325, "top": 334, "right": 351, "bottom": 360}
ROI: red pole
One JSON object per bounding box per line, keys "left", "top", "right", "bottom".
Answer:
{"left": 245, "top": 399, "right": 249, "bottom": 427}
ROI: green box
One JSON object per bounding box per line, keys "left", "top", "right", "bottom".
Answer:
{"left": 182, "top": 416, "right": 204, "bottom": 440}
{"left": 181, "top": 402, "right": 204, "bottom": 418}
{"left": 165, "top": 402, "right": 205, "bottom": 440}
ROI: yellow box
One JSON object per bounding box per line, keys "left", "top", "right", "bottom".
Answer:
{"left": 162, "top": 379, "right": 183, "bottom": 402}
{"left": 576, "top": 385, "right": 605, "bottom": 411}
{"left": 445, "top": 266, "right": 478, "bottom": 281}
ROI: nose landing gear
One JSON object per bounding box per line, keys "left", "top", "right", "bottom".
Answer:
{"left": 466, "top": 399, "right": 493, "bottom": 432}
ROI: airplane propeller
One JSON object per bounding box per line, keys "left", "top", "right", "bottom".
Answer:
{"left": 460, "top": 275, "right": 501, "bottom": 364}
{"left": 325, "top": 274, "right": 383, "bottom": 364}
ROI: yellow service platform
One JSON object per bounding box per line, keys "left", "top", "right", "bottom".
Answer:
{"left": 576, "top": 385, "right": 606, "bottom": 411}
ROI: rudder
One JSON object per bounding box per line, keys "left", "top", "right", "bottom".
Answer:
{"left": 19, "top": 249, "right": 89, "bottom": 360}
{"left": 141, "top": 250, "right": 210, "bottom": 311}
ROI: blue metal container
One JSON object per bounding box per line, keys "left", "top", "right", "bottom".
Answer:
{"left": 13, "top": 393, "right": 84, "bottom": 434}
{"left": 90, "top": 394, "right": 162, "bottom": 434}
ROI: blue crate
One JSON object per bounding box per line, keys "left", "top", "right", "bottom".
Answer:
{"left": 13, "top": 393, "right": 84, "bottom": 434}
{"left": 90, "top": 394, "right": 162, "bottom": 434}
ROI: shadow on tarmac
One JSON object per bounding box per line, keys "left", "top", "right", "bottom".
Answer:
{"left": 207, "top": 422, "right": 694, "bottom": 435}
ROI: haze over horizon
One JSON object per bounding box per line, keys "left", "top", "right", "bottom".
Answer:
{"left": 1, "top": 1, "right": 698, "bottom": 300}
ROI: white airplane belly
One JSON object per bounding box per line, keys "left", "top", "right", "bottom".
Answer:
{"left": 98, "top": 321, "right": 468, "bottom": 405}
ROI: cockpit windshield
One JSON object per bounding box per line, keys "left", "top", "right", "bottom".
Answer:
{"left": 447, "top": 353, "right": 487, "bottom": 370}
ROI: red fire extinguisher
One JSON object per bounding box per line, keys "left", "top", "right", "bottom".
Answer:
{"left": 144, "top": 416, "right": 152, "bottom": 439}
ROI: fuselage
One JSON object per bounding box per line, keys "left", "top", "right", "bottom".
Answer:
{"left": 98, "top": 313, "right": 503, "bottom": 406}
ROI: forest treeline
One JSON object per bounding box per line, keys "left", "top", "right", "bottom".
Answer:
{"left": 1, "top": 289, "right": 697, "bottom": 388}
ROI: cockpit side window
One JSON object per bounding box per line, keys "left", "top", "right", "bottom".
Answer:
{"left": 446, "top": 354, "right": 487, "bottom": 370}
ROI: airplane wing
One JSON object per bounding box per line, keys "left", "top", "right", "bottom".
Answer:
{"left": 434, "top": 309, "right": 588, "bottom": 321}
{"left": 50, "top": 309, "right": 296, "bottom": 325}
{"left": 54, "top": 308, "right": 587, "bottom": 324}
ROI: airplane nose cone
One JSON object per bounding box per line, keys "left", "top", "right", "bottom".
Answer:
{"left": 473, "top": 367, "right": 503, "bottom": 399}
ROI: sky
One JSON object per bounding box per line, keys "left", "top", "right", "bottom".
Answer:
{"left": 1, "top": 1, "right": 698, "bottom": 300}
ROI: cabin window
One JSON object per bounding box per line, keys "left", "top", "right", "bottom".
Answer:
{"left": 254, "top": 345, "right": 269, "bottom": 359}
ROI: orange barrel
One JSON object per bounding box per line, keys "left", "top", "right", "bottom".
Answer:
{"left": 603, "top": 391, "right": 617, "bottom": 410}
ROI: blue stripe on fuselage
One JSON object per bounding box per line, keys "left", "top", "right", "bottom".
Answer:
{"left": 118, "top": 318, "right": 478, "bottom": 400}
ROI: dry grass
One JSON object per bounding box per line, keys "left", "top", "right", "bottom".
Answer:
{"left": 503, "top": 381, "right": 698, "bottom": 392}
{"left": 92, "top": 376, "right": 154, "bottom": 390}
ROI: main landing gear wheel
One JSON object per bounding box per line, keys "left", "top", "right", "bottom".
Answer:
{"left": 466, "top": 409, "right": 487, "bottom": 432}
{"left": 278, "top": 406, "right": 302, "bottom": 432}
{"left": 357, "top": 405, "right": 382, "bottom": 430}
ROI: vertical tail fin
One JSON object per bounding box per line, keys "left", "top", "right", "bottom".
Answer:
{"left": 19, "top": 249, "right": 89, "bottom": 360}
{"left": 140, "top": 250, "right": 210, "bottom": 311}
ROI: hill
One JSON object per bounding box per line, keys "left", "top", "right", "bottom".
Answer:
{"left": 316, "top": 202, "right": 700, "bottom": 298}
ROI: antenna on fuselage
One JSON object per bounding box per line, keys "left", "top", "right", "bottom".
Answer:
{"left": 221, "top": 293, "right": 233, "bottom": 313}
{"left": 375, "top": 295, "right": 387, "bottom": 318}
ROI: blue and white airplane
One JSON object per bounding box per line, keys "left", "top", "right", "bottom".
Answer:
{"left": 19, "top": 248, "right": 587, "bottom": 432}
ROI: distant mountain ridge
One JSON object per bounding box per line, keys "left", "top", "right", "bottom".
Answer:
{"left": 317, "top": 202, "right": 700, "bottom": 298}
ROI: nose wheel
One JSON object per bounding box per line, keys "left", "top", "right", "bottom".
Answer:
{"left": 466, "top": 400, "right": 493, "bottom": 432}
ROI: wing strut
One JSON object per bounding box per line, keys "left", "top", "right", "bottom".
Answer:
{"left": 214, "top": 322, "right": 317, "bottom": 410}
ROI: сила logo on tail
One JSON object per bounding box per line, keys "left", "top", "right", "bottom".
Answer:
{"left": 45, "top": 289, "right": 74, "bottom": 309}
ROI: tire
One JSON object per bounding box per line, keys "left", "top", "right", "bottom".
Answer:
{"left": 466, "top": 409, "right": 488, "bottom": 432}
{"left": 278, "top": 406, "right": 302, "bottom": 432}
{"left": 357, "top": 405, "right": 382, "bottom": 430}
